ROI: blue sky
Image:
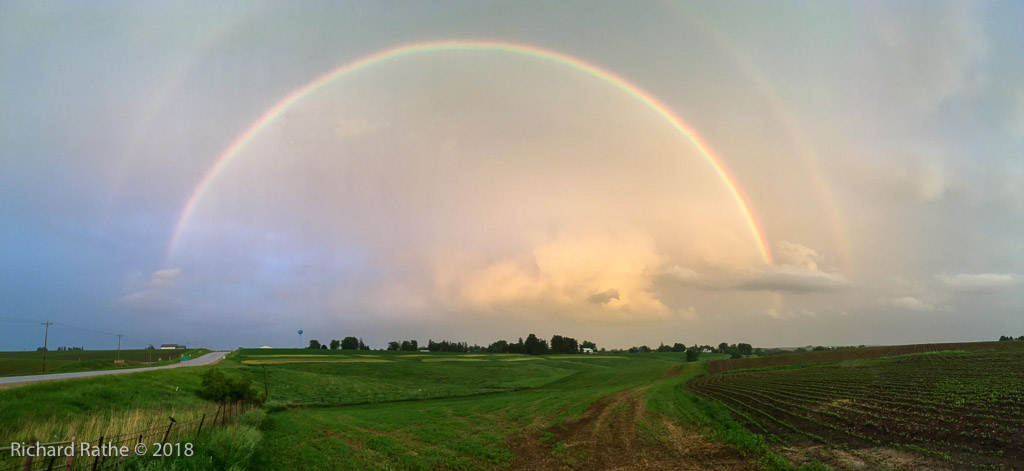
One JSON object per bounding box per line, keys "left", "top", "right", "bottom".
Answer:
{"left": 2, "top": 1, "right": 1022, "bottom": 351}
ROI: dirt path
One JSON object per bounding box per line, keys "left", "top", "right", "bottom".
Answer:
{"left": 508, "top": 388, "right": 758, "bottom": 470}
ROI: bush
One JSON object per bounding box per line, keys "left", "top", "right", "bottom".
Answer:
{"left": 197, "top": 369, "right": 260, "bottom": 404}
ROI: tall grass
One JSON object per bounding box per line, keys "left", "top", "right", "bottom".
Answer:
{"left": 10, "top": 404, "right": 220, "bottom": 444}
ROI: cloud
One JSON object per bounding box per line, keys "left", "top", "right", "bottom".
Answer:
{"left": 659, "top": 245, "right": 850, "bottom": 293}
{"left": 117, "top": 268, "right": 182, "bottom": 311}
{"left": 438, "top": 231, "right": 669, "bottom": 318}
{"left": 734, "top": 265, "right": 851, "bottom": 293}
{"left": 662, "top": 266, "right": 704, "bottom": 285}
{"left": 857, "top": 1, "right": 986, "bottom": 111}
{"left": 764, "top": 307, "right": 818, "bottom": 320}
{"left": 587, "top": 288, "right": 620, "bottom": 304}
{"left": 884, "top": 296, "right": 935, "bottom": 312}
{"left": 935, "top": 273, "right": 1022, "bottom": 293}
{"left": 148, "top": 268, "right": 181, "bottom": 287}
{"left": 775, "top": 241, "right": 822, "bottom": 271}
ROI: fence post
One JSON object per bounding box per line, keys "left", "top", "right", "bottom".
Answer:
{"left": 22, "top": 439, "right": 35, "bottom": 471}
{"left": 196, "top": 413, "right": 206, "bottom": 437}
{"left": 213, "top": 404, "right": 222, "bottom": 427}
{"left": 162, "top": 417, "right": 176, "bottom": 444}
{"left": 45, "top": 455, "right": 56, "bottom": 471}
{"left": 92, "top": 436, "right": 103, "bottom": 471}
{"left": 65, "top": 436, "right": 76, "bottom": 471}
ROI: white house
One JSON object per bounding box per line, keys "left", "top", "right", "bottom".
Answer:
{"left": 582, "top": 348, "right": 594, "bottom": 354}
{"left": 160, "top": 344, "right": 185, "bottom": 350}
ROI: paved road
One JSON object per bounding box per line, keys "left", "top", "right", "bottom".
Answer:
{"left": 0, "top": 351, "right": 228, "bottom": 386}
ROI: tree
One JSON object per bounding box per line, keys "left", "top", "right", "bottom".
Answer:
{"left": 657, "top": 343, "right": 672, "bottom": 352}
{"left": 738, "top": 343, "right": 753, "bottom": 355}
{"left": 341, "top": 337, "right": 359, "bottom": 350}
{"left": 488, "top": 340, "right": 509, "bottom": 353}
{"left": 399, "top": 340, "right": 418, "bottom": 351}
{"left": 387, "top": 341, "right": 400, "bottom": 351}
{"left": 718, "top": 342, "right": 729, "bottom": 353}
{"left": 307, "top": 339, "right": 321, "bottom": 350}
{"left": 359, "top": 338, "right": 369, "bottom": 350}
{"left": 329, "top": 339, "right": 341, "bottom": 350}
{"left": 320, "top": 344, "right": 327, "bottom": 350}
{"left": 685, "top": 346, "right": 701, "bottom": 362}
{"left": 524, "top": 334, "right": 547, "bottom": 355}
{"left": 197, "top": 368, "right": 260, "bottom": 405}
{"left": 581, "top": 340, "right": 596, "bottom": 351}
{"left": 671, "top": 343, "right": 686, "bottom": 352}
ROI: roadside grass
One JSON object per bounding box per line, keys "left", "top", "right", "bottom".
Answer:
{"left": 0, "top": 363, "right": 226, "bottom": 442}
{"left": 0, "top": 349, "right": 210, "bottom": 377}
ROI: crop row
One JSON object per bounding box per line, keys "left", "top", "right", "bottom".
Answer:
{"left": 690, "top": 349, "right": 1024, "bottom": 470}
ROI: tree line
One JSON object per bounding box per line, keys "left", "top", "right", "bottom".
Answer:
{"left": 298, "top": 334, "right": 782, "bottom": 362}
{"left": 306, "top": 337, "right": 369, "bottom": 350}
{"left": 998, "top": 335, "right": 1024, "bottom": 341}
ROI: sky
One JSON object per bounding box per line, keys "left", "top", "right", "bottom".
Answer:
{"left": 1, "top": 1, "right": 1022, "bottom": 351}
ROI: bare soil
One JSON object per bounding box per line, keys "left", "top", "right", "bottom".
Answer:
{"left": 508, "top": 389, "right": 758, "bottom": 470}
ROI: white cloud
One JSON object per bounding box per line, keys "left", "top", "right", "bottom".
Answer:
{"left": 884, "top": 296, "right": 935, "bottom": 312}
{"left": 775, "top": 241, "right": 821, "bottom": 271}
{"left": 735, "top": 265, "right": 851, "bottom": 293}
{"left": 935, "top": 273, "right": 1022, "bottom": 293}
{"left": 148, "top": 268, "right": 181, "bottom": 287}
{"left": 765, "top": 307, "right": 818, "bottom": 320}
{"left": 117, "top": 268, "right": 182, "bottom": 311}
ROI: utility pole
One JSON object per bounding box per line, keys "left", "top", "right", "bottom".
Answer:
{"left": 41, "top": 321, "right": 53, "bottom": 373}
{"left": 117, "top": 334, "right": 124, "bottom": 361}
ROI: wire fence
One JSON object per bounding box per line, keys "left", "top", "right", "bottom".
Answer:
{"left": 0, "top": 401, "right": 255, "bottom": 471}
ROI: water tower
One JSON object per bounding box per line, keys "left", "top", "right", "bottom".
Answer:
{"left": 298, "top": 329, "right": 303, "bottom": 349}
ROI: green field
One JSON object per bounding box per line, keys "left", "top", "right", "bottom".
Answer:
{"left": 2, "top": 349, "right": 786, "bottom": 470}
{"left": 7, "top": 344, "right": 1019, "bottom": 470}
{"left": 0, "top": 348, "right": 209, "bottom": 377}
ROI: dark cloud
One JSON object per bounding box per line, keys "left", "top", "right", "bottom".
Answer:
{"left": 587, "top": 288, "right": 620, "bottom": 304}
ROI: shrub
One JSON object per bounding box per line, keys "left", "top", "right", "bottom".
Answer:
{"left": 197, "top": 369, "right": 260, "bottom": 404}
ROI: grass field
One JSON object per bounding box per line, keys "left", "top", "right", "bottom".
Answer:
{"left": 1, "top": 349, "right": 787, "bottom": 470}
{"left": 691, "top": 343, "right": 1024, "bottom": 470}
{"left": 6, "top": 343, "right": 1018, "bottom": 470}
{"left": 0, "top": 348, "right": 209, "bottom": 377}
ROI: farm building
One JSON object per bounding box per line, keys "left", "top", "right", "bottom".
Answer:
{"left": 160, "top": 344, "right": 185, "bottom": 350}
{"left": 582, "top": 348, "right": 594, "bottom": 354}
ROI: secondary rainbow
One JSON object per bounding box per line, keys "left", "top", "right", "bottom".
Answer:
{"left": 166, "top": 39, "right": 774, "bottom": 265}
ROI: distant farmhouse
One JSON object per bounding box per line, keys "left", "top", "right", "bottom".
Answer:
{"left": 582, "top": 348, "right": 594, "bottom": 354}
{"left": 160, "top": 344, "right": 186, "bottom": 350}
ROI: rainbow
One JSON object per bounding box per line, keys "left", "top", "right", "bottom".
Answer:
{"left": 166, "top": 39, "right": 774, "bottom": 265}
